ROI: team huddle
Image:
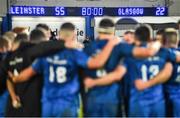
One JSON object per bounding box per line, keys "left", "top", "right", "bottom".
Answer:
{"left": 0, "top": 18, "right": 180, "bottom": 117}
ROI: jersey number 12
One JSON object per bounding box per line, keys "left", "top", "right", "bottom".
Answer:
{"left": 141, "top": 64, "right": 159, "bottom": 81}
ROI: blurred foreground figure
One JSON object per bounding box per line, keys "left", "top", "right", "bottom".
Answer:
{"left": 0, "top": 36, "right": 11, "bottom": 117}
{"left": 163, "top": 28, "right": 180, "bottom": 117}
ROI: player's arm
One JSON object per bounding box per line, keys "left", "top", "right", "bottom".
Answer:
{"left": 6, "top": 79, "right": 19, "bottom": 102}
{"left": 132, "top": 41, "right": 161, "bottom": 58}
{"left": 10, "top": 58, "right": 42, "bottom": 83}
{"left": 135, "top": 62, "right": 173, "bottom": 91}
{"left": 9, "top": 67, "right": 37, "bottom": 83}
{"left": 87, "top": 39, "right": 118, "bottom": 69}
{"left": 84, "top": 65, "right": 126, "bottom": 89}
{"left": 28, "top": 40, "right": 79, "bottom": 59}
{"left": 175, "top": 51, "right": 180, "bottom": 62}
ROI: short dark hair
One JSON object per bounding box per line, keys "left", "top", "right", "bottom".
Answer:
{"left": 14, "top": 33, "right": 29, "bottom": 43}
{"left": 178, "top": 20, "right": 180, "bottom": 24}
{"left": 124, "top": 31, "right": 134, "bottom": 35}
{"left": 135, "top": 25, "right": 150, "bottom": 42}
{"left": 156, "top": 29, "right": 165, "bottom": 35}
{"left": 99, "top": 18, "right": 115, "bottom": 28}
{"left": 60, "top": 22, "right": 75, "bottom": 31}
{"left": 0, "top": 36, "right": 9, "bottom": 49}
{"left": 36, "top": 24, "right": 50, "bottom": 31}
{"left": 30, "top": 29, "right": 46, "bottom": 43}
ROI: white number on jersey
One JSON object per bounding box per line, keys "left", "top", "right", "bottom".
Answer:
{"left": 141, "top": 64, "right": 159, "bottom": 81}
{"left": 49, "top": 66, "right": 67, "bottom": 83}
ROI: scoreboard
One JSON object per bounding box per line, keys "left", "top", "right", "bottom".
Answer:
{"left": 10, "top": 6, "right": 168, "bottom": 16}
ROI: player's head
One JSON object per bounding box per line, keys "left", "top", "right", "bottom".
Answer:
{"left": 97, "top": 18, "right": 115, "bottom": 40}
{"left": 135, "top": 25, "right": 150, "bottom": 43}
{"left": 123, "top": 31, "right": 135, "bottom": 44}
{"left": 156, "top": 29, "right": 166, "bottom": 45}
{"left": 3, "top": 31, "right": 17, "bottom": 43}
{"left": 13, "top": 33, "right": 29, "bottom": 43}
{"left": 163, "top": 28, "right": 179, "bottom": 48}
{"left": 36, "top": 23, "right": 51, "bottom": 40}
{"left": 30, "top": 29, "right": 46, "bottom": 43}
{"left": 177, "top": 20, "right": 180, "bottom": 41}
{"left": 178, "top": 20, "right": 180, "bottom": 30}
{"left": 0, "top": 36, "right": 10, "bottom": 53}
{"left": 3, "top": 31, "right": 17, "bottom": 50}
{"left": 12, "top": 27, "right": 29, "bottom": 35}
{"left": 13, "top": 33, "right": 29, "bottom": 45}
{"left": 59, "top": 22, "right": 76, "bottom": 42}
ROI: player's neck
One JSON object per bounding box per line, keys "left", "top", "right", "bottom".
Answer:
{"left": 135, "top": 40, "right": 141, "bottom": 46}
{"left": 169, "top": 44, "right": 178, "bottom": 48}
{"left": 98, "top": 34, "right": 113, "bottom": 40}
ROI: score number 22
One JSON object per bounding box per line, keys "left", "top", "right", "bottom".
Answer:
{"left": 156, "top": 7, "right": 166, "bottom": 16}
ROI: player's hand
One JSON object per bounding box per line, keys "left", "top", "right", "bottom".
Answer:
{"left": 147, "top": 41, "right": 161, "bottom": 55}
{"left": 84, "top": 77, "right": 96, "bottom": 89}
{"left": 8, "top": 71, "right": 18, "bottom": 83}
{"left": 109, "top": 36, "right": 121, "bottom": 46}
{"left": 12, "top": 95, "right": 22, "bottom": 109}
{"left": 135, "top": 79, "right": 149, "bottom": 91}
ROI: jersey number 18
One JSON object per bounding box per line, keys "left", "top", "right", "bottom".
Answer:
{"left": 49, "top": 66, "right": 67, "bottom": 83}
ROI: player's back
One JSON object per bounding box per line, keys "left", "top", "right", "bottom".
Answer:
{"left": 165, "top": 48, "right": 180, "bottom": 95}
{"left": 4, "top": 42, "right": 42, "bottom": 116}
{"left": 37, "top": 48, "right": 87, "bottom": 103}
{"left": 124, "top": 45, "right": 175, "bottom": 103}
{"left": 84, "top": 40, "right": 125, "bottom": 103}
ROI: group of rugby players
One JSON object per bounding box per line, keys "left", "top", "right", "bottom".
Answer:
{"left": 0, "top": 18, "right": 180, "bottom": 117}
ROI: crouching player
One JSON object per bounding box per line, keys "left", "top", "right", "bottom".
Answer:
{"left": 8, "top": 22, "right": 119, "bottom": 117}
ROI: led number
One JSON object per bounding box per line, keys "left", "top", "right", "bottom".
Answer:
{"left": 141, "top": 65, "right": 159, "bottom": 81}
{"left": 96, "top": 69, "right": 107, "bottom": 77}
{"left": 156, "top": 7, "right": 165, "bottom": 16}
{"left": 81, "top": 7, "right": 103, "bottom": 16}
{"left": 55, "top": 7, "right": 65, "bottom": 16}
{"left": 49, "top": 66, "right": 67, "bottom": 83}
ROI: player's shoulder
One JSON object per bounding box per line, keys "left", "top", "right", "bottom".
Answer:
{"left": 115, "top": 42, "right": 132, "bottom": 48}
{"left": 84, "top": 40, "right": 98, "bottom": 53}
{"left": 158, "top": 48, "right": 177, "bottom": 61}
{"left": 169, "top": 47, "right": 180, "bottom": 52}
{"left": 18, "top": 42, "right": 35, "bottom": 50}
{"left": 158, "top": 47, "right": 170, "bottom": 54}
{"left": 66, "top": 48, "right": 85, "bottom": 55}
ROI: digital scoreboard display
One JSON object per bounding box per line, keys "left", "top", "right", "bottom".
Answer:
{"left": 106, "top": 7, "right": 167, "bottom": 16}
{"left": 10, "top": 6, "right": 168, "bottom": 16}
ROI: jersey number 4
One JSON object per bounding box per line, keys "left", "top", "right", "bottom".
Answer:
{"left": 49, "top": 66, "right": 67, "bottom": 83}
{"left": 141, "top": 64, "right": 159, "bottom": 81}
